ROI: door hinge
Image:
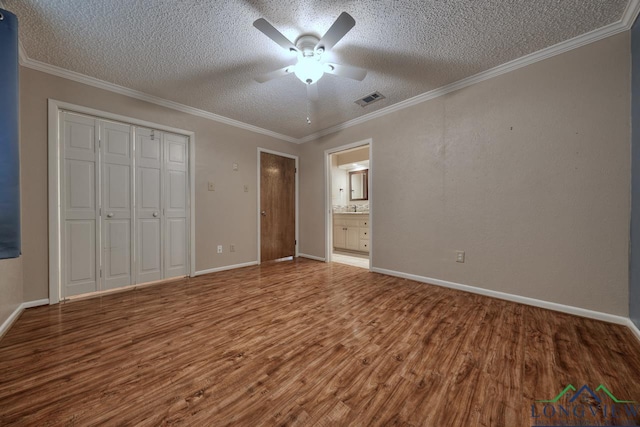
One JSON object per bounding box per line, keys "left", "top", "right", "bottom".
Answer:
{"left": 99, "top": 269, "right": 102, "bottom": 278}
{"left": 99, "top": 208, "right": 102, "bottom": 217}
{"left": 295, "top": 240, "right": 297, "bottom": 245}
{"left": 295, "top": 168, "right": 297, "bottom": 173}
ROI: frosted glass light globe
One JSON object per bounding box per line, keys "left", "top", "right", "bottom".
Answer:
{"left": 294, "top": 56, "right": 325, "bottom": 85}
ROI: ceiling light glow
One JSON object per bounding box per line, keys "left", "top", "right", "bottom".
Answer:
{"left": 294, "top": 56, "right": 325, "bottom": 85}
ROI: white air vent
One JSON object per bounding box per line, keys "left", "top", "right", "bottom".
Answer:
{"left": 355, "top": 91, "right": 385, "bottom": 107}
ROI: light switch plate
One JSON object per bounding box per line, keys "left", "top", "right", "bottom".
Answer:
{"left": 456, "top": 251, "right": 465, "bottom": 263}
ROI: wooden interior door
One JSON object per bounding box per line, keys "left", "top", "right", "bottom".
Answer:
{"left": 260, "top": 151, "right": 296, "bottom": 262}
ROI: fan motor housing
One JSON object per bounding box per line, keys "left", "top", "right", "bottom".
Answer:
{"left": 296, "top": 35, "right": 320, "bottom": 56}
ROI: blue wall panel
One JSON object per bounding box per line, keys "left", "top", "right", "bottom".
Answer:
{"left": 0, "top": 9, "right": 20, "bottom": 259}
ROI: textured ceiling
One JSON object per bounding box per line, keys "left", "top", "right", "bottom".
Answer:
{"left": 4, "top": 0, "right": 630, "bottom": 139}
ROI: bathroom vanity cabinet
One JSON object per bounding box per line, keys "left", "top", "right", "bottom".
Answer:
{"left": 333, "top": 213, "right": 369, "bottom": 253}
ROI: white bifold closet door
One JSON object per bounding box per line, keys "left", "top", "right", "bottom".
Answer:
{"left": 135, "top": 129, "right": 189, "bottom": 281}
{"left": 101, "top": 121, "right": 134, "bottom": 290}
{"left": 136, "top": 128, "right": 163, "bottom": 283}
{"left": 60, "top": 112, "right": 189, "bottom": 299}
{"left": 61, "top": 112, "right": 100, "bottom": 297}
{"left": 163, "top": 133, "right": 188, "bottom": 278}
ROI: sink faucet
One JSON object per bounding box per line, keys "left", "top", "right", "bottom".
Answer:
{"left": 352, "top": 205, "right": 357, "bottom": 212}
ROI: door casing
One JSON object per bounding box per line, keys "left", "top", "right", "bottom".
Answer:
{"left": 324, "top": 139, "right": 373, "bottom": 266}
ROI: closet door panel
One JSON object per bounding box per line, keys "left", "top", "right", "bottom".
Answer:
{"left": 167, "top": 170, "right": 186, "bottom": 210}
{"left": 64, "top": 116, "right": 95, "bottom": 154}
{"left": 101, "top": 121, "right": 133, "bottom": 290}
{"left": 104, "top": 164, "right": 130, "bottom": 210}
{"left": 164, "top": 133, "right": 188, "bottom": 278}
{"left": 140, "top": 168, "right": 161, "bottom": 209}
{"left": 166, "top": 218, "right": 186, "bottom": 273}
{"left": 64, "top": 220, "right": 96, "bottom": 296}
{"left": 104, "top": 219, "right": 131, "bottom": 283}
{"left": 139, "top": 131, "right": 162, "bottom": 167}
{"left": 65, "top": 160, "right": 95, "bottom": 215}
{"left": 61, "top": 113, "right": 99, "bottom": 298}
{"left": 139, "top": 219, "right": 161, "bottom": 276}
{"left": 135, "top": 128, "right": 163, "bottom": 283}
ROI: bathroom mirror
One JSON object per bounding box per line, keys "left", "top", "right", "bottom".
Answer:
{"left": 349, "top": 169, "right": 368, "bottom": 201}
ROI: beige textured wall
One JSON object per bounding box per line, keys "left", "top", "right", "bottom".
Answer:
{"left": 0, "top": 257, "right": 23, "bottom": 328}
{"left": 299, "top": 33, "right": 631, "bottom": 315}
{"left": 20, "top": 67, "right": 299, "bottom": 301}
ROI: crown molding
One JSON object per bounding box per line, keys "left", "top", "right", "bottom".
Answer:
{"left": 18, "top": 56, "right": 298, "bottom": 144}
{"left": 8, "top": 0, "right": 640, "bottom": 145}
{"left": 622, "top": 0, "right": 640, "bottom": 29}
{"left": 298, "top": 0, "right": 640, "bottom": 144}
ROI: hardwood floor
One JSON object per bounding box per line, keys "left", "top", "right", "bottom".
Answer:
{"left": 1, "top": 258, "right": 639, "bottom": 426}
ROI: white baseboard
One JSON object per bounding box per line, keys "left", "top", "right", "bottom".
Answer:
{"left": 195, "top": 261, "right": 259, "bottom": 276}
{"left": 0, "top": 304, "right": 23, "bottom": 340}
{"left": 371, "top": 267, "right": 629, "bottom": 325}
{"left": 298, "top": 253, "right": 326, "bottom": 262}
{"left": 627, "top": 319, "right": 640, "bottom": 343}
{"left": 0, "top": 299, "right": 50, "bottom": 339}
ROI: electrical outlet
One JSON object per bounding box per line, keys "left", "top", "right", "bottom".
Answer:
{"left": 456, "top": 251, "right": 465, "bottom": 263}
{"left": 217, "top": 245, "right": 223, "bottom": 254}
{"left": 208, "top": 182, "right": 215, "bottom": 191}
{"left": 243, "top": 185, "right": 249, "bottom": 193}
{"left": 230, "top": 244, "right": 235, "bottom": 252}
{"left": 233, "top": 163, "right": 238, "bottom": 171}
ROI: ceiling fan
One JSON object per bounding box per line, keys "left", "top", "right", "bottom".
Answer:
{"left": 253, "top": 12, "right": 367, "bottom": 101}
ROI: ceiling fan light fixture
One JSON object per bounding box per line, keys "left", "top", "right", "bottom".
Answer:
{"left": 294, "top": 56, "right": 325, "bottom": 85}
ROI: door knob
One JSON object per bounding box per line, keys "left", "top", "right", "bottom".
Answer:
{"left": 153, "top": 212, "right": 159, "bottom": 217}
{"left": 106, "top": 213, "right": 114, "bottom": 218}
{"left": 261, "top": 211, "right": 267, "bottom": 216}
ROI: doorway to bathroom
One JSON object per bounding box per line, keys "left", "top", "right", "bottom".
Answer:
{"left": 325, "top": 140, "right": 372, "bottom": 270}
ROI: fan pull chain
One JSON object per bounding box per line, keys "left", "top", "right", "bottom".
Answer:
{"left": 306, "top": 99, "right": 311, "bottom": 125}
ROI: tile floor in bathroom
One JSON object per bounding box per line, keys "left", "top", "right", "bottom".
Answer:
{"left": 331, "top": 252, "right": 370, "bottom": 269}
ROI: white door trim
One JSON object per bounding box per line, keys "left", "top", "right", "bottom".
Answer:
{"left": 324, "top": 139, "right": 373, "bottom": 268}
{"left": 48, "top": 99, "right": 196, "bottom": 304}
{"left": 256, "top": 147, "right": 299, "bottom": 264}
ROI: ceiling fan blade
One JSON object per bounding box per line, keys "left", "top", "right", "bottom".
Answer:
{"left": 325, "top": 63, "right": 367, "bottom": 81}
{"left": 255, "top": 65, "right": 294, "bottom": 83}
{"left": 307, "top": 83, "right": 319, "bottom": 101}
{"left": 253, "top": 18, "right": 299, "bottom": 53}
{"left": 315, "top": 12, "right": 356, "bottom": 52}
